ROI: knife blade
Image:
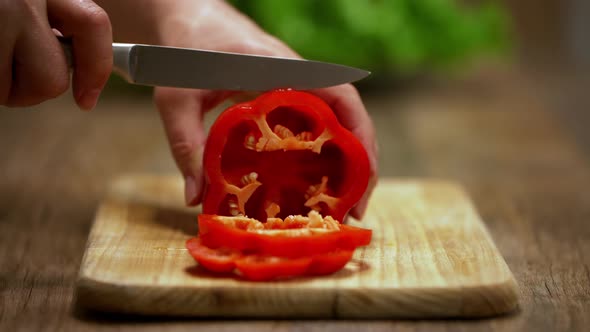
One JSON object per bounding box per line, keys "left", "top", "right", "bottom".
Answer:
{"left": 58, "top": 38, "right": 370, "bottom": 91}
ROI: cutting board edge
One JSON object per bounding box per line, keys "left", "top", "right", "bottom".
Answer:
{"left": 74, "top": 272, "right": 520, "bottom": 318}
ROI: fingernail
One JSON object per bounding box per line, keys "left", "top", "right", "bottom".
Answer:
{"left": 184, "top": 175, "right": 199, "bottom": 206}
{"left": 78, "top": 88, "right": 102, "bottom": 111}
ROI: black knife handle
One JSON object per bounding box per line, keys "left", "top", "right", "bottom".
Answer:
{"left": 56, "top": 36, "right": 73, "bottom": 68}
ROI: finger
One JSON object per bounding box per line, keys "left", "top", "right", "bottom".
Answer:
{"left": 47, "top": 0, "right": 112, "bottom": 111}
{"left": 310, "top": 84, "right": 379, "bottom": 219}
{"left": 154, "top": 88, "right": 233, "bottom": 206}
{"left": 6, "top": 2, "right": 69, "bottom": 107}
{"left": 0, "top": 28, "right": 15, "bottom": 105}
{"left": 349, "top": 173, "right": 378, "bottom": 221}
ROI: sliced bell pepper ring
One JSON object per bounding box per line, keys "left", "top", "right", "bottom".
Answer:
{"left": 186, "top": 236, "right": 357, "bottom": 281}
{"left": 185, "top": 237, "right": 239, "bottom": 273}
{"left": 234, "top": 255, "right": 312, "bottom": 281}
{"left": 197, "top": 213, "right": 372, "bottom": 259}
{"left": 201, "top": 89, "right": 370, "bottom": 222}
{"left": 306, "top": 249, "right": 354, "bottom": 276}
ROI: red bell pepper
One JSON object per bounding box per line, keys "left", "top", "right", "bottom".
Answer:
{"left": 187, "top": 90, "right": 372, "bottom": 281}
{"left": 201, "top": 89, "right": 370, "bottom": 222}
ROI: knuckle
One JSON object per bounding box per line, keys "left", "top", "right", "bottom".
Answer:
{"left": 81, "top": 6, "right": 111, "bottom": 30}
{"left": 170, "top": 140, "right": 200, "bottom": 173}
{"left": 170, "top": 141, "right": 195, "bottom": 161}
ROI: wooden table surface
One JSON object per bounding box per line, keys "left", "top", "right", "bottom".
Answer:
{"left": 1, "top": 64, "right": 589, "bottom": 331}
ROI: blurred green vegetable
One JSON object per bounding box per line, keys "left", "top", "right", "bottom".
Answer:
{"left": 229, "top": 0, "right": 510, "bottom": 75}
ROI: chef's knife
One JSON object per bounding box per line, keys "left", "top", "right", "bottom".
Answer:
{"left": 58, "top": 37, "right": 369, "bottom": 91}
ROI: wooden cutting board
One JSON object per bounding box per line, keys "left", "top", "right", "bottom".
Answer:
{"left": 75, "top": 175, "right": 519, "bottom": 318}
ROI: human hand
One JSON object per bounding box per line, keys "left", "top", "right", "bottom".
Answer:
{"left": 0, "top": 0, "right": 112, "bottom": 110}
{"left": 152, "top": 0, "right": 378, "bottom": 219}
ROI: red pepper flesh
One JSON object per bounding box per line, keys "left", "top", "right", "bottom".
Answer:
{"left": 197, "top": 214, "right": 372, "bottom": 259}
{"left": 202, "top": 90, "right": 371, "bottom": 222}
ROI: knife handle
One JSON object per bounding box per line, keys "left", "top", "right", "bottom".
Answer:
{"left": 57, "top": 36, "right": 135, "bottom": 82}
{"left": 57, "top": 36, "right": 74, "bottom": 68}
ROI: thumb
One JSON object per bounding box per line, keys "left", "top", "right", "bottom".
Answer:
{"left": 154, "top": 87, "right": 208, "bottom": 206}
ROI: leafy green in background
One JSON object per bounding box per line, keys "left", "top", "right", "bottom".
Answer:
{"left": 229, "top": 0, "right": 510, "bottom": 76}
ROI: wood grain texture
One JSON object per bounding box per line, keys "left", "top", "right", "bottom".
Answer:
{"left": 1, "top": 64, "right": 590, "bottom": 331}
{"left": 75, "top": 175, "right": 518, "bottom": 318}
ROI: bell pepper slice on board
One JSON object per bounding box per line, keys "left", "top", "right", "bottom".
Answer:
{"left": 197, "top": 213, "right": 371, "bottom": 258}
{"left": 187, "top": 90, "right": 372, "bottom": 281}
{"left": 185, "top": 237, "right": 238, "bottom": 273}
{"left": 186, "top": 236, "right": 357, "bottom": 281}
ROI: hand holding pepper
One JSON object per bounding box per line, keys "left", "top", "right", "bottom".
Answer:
{"left": 145, "top": 0, "right": 378, "bottom": 219}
